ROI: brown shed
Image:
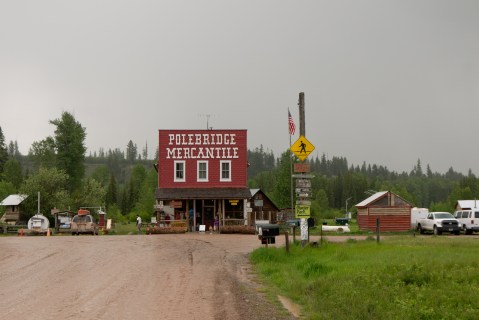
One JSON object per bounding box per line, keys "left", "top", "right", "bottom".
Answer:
{"left": 356, "top": 191, "right": 413, "bottom": 232}
{"left": 248, "top": 189, "right": 280, "bottom": 225}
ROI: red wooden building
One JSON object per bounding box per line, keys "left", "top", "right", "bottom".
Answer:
{"left": 356, "top": 191, "right": 413, "bottom": 232}
{"left": 155, "top": 129, "right": 251, "bottom": 231}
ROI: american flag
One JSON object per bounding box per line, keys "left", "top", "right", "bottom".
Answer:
{"left": 288, "top": 110, "right": 296, "bottom": 135}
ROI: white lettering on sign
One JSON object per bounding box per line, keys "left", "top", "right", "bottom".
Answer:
{"left": 166, "top": 147, "right": 239, "bottom": 159}
{"left": 166, "top": 133, "right": 239, "bottom": 159}
{"left": 168, "top": 133, "right": 236, "bottom": 146}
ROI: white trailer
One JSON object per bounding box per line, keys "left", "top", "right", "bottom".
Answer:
{"left": 411, "top": 207, "right": 429, "bottom": 229}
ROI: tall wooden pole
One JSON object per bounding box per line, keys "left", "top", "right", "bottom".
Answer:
{"left": 298, "top": 92, "right": 308, "bottom": 247}
{"left": 299, "top": 92, "right": 305, "bottom": 136}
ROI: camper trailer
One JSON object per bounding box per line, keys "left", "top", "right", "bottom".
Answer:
{"left": 411, "top": 207, "right": 429, "bottom": 229}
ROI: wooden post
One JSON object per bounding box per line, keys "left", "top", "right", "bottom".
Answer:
{"left": 376, "top": 217, "right": 380, "bottom": 243}
{"left": 285, "top": 231, "right": 290, "bottom": 254}
{"left": 299, "top": 92, "right": 305, "bottom": 136}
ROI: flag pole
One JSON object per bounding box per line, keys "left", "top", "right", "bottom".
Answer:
{"left": 288, "top": 109, "right": 294, "bottom": 222}
{"left": 290, "top": 132, "right": 294, "bottom": 221}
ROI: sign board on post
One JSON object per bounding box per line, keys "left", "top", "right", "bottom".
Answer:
{"left": 295, "top": 205, "right": 311, "bottom": 218}
{"left": 290, "top": 135, "right": 315, "bottom": 161}
{"left": 294, "top": 163, "right": 311, "bottom": 173}
{"left": 296, "top": 179, "right": 312, "bottom": 188}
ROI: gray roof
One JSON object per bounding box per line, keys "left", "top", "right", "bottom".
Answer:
{"left": 250, "top": 189, "right": 260, "bottom": 197}
{"left": 456, "top": 200, "right": 479, "bottom": 210}
{"left": 0, "top": 194, "right": 28, "bottom": 206}
{"left": 156, "top": 188, "right": 251, "bottom": 200}
{"left": 355, "top": 191, "right": 388, "bottom": 207}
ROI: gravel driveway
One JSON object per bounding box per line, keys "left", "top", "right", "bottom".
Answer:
{"left": 0, "top": 233, "right": 298, "bottom": 320}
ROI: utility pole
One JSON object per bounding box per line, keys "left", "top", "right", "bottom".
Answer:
{"left": 298, "top": 92, "right": 308, "bottom": 247}
{"left": 290, "top": 92, "right": 314, "bottom": 248}
{"left": 299, "top": 92, "right": 305, "bottom": 136}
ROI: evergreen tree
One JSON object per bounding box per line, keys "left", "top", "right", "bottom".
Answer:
{"left": 270, "top": 150, "right": 294, "bottom": 208}
{"left": 50, "top": 112, "right": 87, "bottom": 191}
{"left": 105, "top": 174, "right": 118, "bottom": 206}
{"left": 126, "top": 140, "right": 137, "bottom": 163}
{"left": 0, "top": 127, "right": 8, "bottom": 177}
{"left": 142, "top": 141, "right": 148, "bottom": 160}
{"left": 3, "top": 158, "right": 23, "bottom": 189}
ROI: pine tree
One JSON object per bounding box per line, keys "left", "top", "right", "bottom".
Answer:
{"left": 50, "top": 112, "right": 87, "bottom": 191}
{"left": 0, "top": 127, "right": 8, "bottom": 177}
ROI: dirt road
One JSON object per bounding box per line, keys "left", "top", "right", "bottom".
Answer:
{"left": 0, "top": 233, "right": 298, "bottom": 320}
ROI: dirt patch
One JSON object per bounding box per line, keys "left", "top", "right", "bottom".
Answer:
{"left": 0, "top": 233, "right": 296, "bottom": 320}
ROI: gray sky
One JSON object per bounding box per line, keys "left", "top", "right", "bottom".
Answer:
{"left": 1, "top": 1, "right": 478, "bottom": 174}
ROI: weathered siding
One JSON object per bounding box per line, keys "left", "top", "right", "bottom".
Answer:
{"left": 358, "top": 207, "right": 411, "bottom": 231}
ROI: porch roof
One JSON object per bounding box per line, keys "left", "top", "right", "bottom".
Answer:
{"left": 156, "top": 187, "right": 251, "bottom": 200}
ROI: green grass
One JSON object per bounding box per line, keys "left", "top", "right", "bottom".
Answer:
{"left": 250, "top": 236, "right": 479, "bottom": 319}
{"left": 109, "top": 222, "right": 139, "bottom": 235}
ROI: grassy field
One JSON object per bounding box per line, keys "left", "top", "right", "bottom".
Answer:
{"left": 250, "top": 236, "right": 479, "bottom": 320}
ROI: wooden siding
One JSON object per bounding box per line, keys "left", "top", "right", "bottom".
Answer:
{"left": 358, "top": 207, "right": 412, "bottom": 232}
{"left": 358, "top": 214, "right": 411, "bottom": 231}
{"left": 158, "top": 130, "right": 247, "bottom": 189}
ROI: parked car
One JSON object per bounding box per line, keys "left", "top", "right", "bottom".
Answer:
{"left": 416, "top": 212, "right": 460, "bottom": 235}
{"left": 71, "top": 210, "right": 98, "bottom": 235}
{"left": 454, "top": 209, "right": 479, "bottom": 235}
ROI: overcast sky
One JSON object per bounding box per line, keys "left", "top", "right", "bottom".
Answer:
{"left": 1, "top": 1, "right": 478, "bottom": 174}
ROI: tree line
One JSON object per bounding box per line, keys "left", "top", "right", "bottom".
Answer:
{"left": 247, "top": 146, "right": 478, "bottom": 219}
{"left": 1, "top": 113, "right": 477, "bottom": 224}
{"left": 0, "top": 112, "right": 156, "bottom": 224}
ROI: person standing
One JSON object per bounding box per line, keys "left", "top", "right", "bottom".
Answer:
{"left": 136, "top": 215, "right": 142, "bottom": 235}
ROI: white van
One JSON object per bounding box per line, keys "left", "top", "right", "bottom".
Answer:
{"left": 454, "top": 209, "right": 479, "bottom": 235}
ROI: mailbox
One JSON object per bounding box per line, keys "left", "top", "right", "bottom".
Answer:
{"left": 259, "top": 236, "right": 275, "bottom": 244}
{"left": 258, "top": 224, "right": 279, "bottom": 237}
{"left": 258, "top": 224, "right": 279, "bottom": 245}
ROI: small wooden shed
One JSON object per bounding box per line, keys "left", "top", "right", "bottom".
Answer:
{"left": 0, "top": 194, "right": 28, "bottom": 225}
{"left": 356, "top": 191, "right": 413, "bottom": 232}
{"left": 248, "top": 189, "right": 280, "bottom": 224}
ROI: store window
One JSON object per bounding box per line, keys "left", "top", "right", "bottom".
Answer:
{"left": 220, "top": 160, "right": 231, "bottom": 182}
{"left": 174, "top": 161, "right": 185, "bottom": 182}
{"left": 197, "top": 161, "right": 208, "bottom": 182}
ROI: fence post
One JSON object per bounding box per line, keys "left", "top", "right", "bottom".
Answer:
{"left": 376, "top": 217, "right": 380, "bottom": 243}
{"left": 285, "top": 231, "right": 290, "bottom": 254}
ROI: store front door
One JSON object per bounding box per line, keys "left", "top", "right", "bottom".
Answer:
{"left": 203, "top": 200, "right": 215, "bottom": 231}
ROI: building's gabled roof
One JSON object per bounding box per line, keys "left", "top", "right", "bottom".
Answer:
{"left": 249, "top": 188, "right": 280, "bottom": 211}
{"left": 355, "top": 191, "right": 388, "bottom": 207}
{"left": 0, "top": 194, "right": 28, "bottom": 206}
{"left": 356, "top": 191, "right": 413, "bottom": 208}
{"left": 456, "top": 200, "right": 479, "bottom": 210}
{"left": 250, "top": 189, "right": 260, "bottom": 197}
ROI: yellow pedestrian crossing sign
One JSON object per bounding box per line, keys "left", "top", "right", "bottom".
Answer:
{"left": 291, "top": 135, "right": 315, "bottom": 161}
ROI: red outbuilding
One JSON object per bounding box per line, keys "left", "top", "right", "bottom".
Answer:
{"left": 356, "top": 191, "right": 413, "bottom": 232}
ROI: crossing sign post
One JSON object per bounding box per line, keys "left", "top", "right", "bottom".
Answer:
{"left": 290, "top": 135, "right": 315, "bottom": 161}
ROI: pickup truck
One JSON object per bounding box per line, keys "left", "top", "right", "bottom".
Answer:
{"left": 416, "top": 212, "right": 460, "bottom": 235}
